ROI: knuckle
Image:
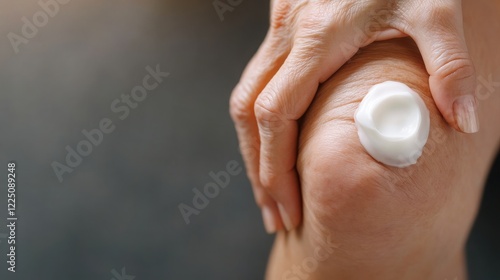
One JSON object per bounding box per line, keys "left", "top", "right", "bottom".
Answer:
{"left": 259, "top": 171, "right": 279, "bottom": 190}
{"left": 254, "top": 91, "right": 285, "bottom": 130}
{"left": 229, "top": 83, "right": 255, "bottom": 123}
{"left": 289, "top": 40, "right": 322, "bottom": 67}
{"left": 239, "top": 138, "right": 259, "bottom": 159}
{"left": 254, "top": 91, "right": 277, "bottom": 118}
{"left": 270, "top": 0, "right": 293, "bottom": 31}
{"left": 435, "top": 55, "right": 475, "bottom": 82}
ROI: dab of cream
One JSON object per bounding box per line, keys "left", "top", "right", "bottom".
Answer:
{"left": 354, "top": 81, "right": 430, "bottom": 168}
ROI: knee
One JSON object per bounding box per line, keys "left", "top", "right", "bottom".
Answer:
{"left": 296, "top": 38, "right": 466, "bottom": 255}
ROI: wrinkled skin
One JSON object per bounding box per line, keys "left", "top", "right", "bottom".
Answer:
{"left": 230, "top": 0, "right": 479, "bottom": 235}
{"left": 265, "top": 0, "right": 500, "bottom": 279}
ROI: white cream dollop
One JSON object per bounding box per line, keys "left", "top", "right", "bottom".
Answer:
{"left": 354, "top": 81, "right": 430, "bottom": 168}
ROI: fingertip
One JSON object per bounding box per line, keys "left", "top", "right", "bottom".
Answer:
{"left": 407, "top": 6, "right": 479, "bottom": 134}
{"left": 453, "top": 94, "right": 480, "bottom": 133}
{"left": 277, "top": 202, "right": 293, "bottom": 231}
{"left": 429, "top": 70, "right": 480, "bottom": 134}
{"left": 259, "top": 171, "right": 302, "bottom": 232}
{"left": 261, "top": 205, "right": 278, "bottom": 234}
{"left": 424, "top": 42, "right": 479, "bottom": 132}
{"left": 275, "top": 180, "right": 303, "bottom": 232}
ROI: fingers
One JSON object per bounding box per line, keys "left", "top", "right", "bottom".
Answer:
{"left": 232, "top": 0, "right": 479, "bottom": 237}
{"left": 253, "top": 34, "right": 355, "bottom": 231}
{"left": 250, "top": 22, "right": 369, "bottom": 232}
{"left": 230, "top": 33, "right": 287, "bottom": 233}
{"left": 405, "top": 1, "right": 479, "bottom": 133}
{"left": 254, "top": 49, "right": 315, "bottom": 231}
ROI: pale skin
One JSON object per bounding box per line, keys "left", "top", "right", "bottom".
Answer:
{"left": 264, "top": 0, "right": 500, "bottom": 278}
{"left": 230, "top": 0, "right": 481, "bottom": 233}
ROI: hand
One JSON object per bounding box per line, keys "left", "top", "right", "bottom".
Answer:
{"left": 230, "top": 0, "right": 479, "bottom": 233}
{"left": 266, "top": 37, "right": 499, "bottom": 279}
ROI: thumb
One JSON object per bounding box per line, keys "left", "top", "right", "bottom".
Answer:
{"left": 410, "top": 5, "right": 479, "bottom": 133}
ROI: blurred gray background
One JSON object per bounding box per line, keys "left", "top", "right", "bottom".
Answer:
{"left": 0, "top": 0, "right": 497, "bottom": 279}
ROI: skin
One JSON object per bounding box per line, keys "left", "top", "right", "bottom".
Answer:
{"left": 230, "top": 0, "right": 480, "bottom": 233}
{"left": 265, "top": 0, "right": 500, "bottom": 279}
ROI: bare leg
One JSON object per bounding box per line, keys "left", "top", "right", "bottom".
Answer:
{"left": 266, "top": 0, "right": 500, "bottom": 279}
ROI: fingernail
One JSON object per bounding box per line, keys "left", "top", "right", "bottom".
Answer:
{"left": 454, "top": 95, "right": 479, "bottom": 133}
{"left": 261, "top": 206, "right": 277, "bottom": 234}
{"left": 277, "top": 203, "right": 293, "bottom": 231}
